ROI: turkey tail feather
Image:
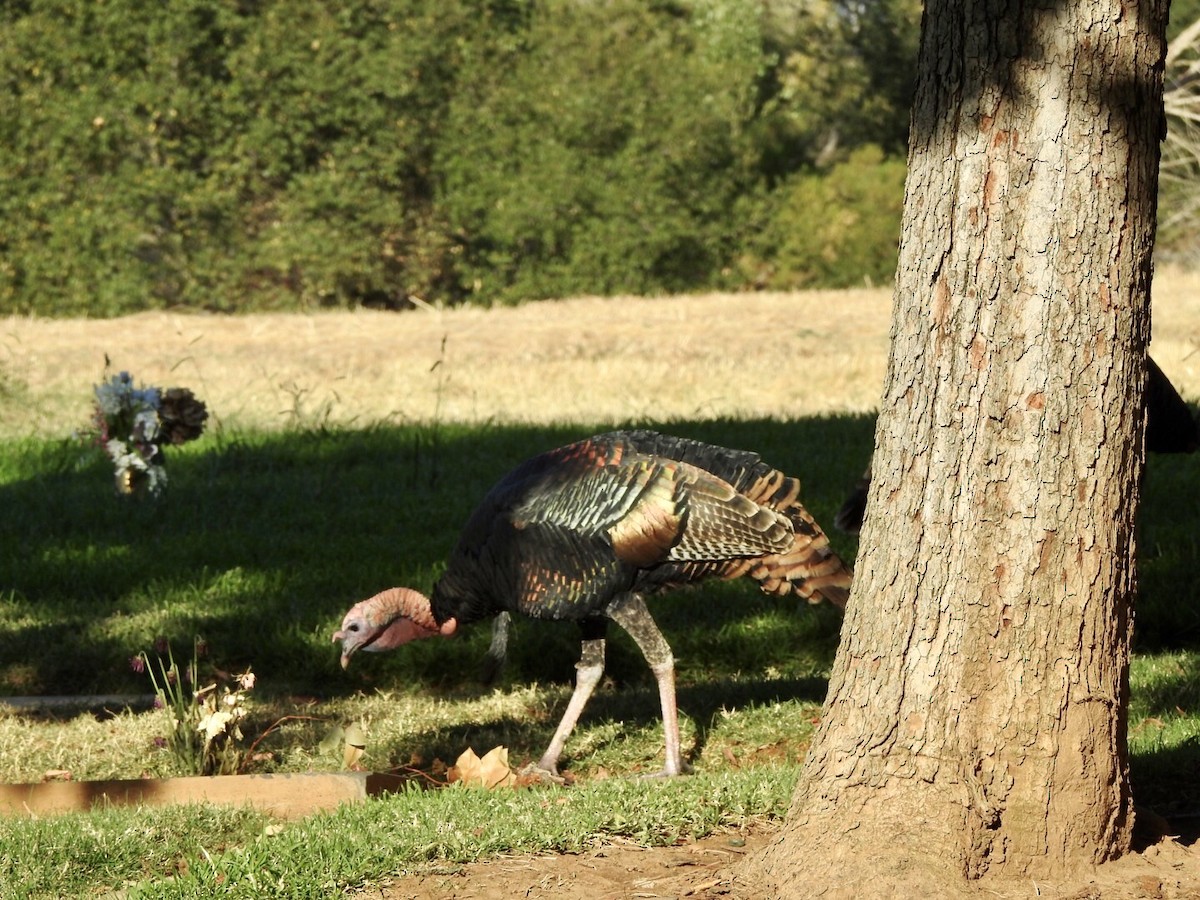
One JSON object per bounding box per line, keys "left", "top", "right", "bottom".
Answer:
{"left": 747, "top": 528, "right": 852, "bottom": 607}
{"left": 740, "top": 467, "right": 853, "bottom": 608}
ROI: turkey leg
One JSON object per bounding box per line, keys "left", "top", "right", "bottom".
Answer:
{"left": 528, "top": 636, "right": 607, "bottom": 780}
{"left": 607, "top": 593, "right": 690, "bottom": 777}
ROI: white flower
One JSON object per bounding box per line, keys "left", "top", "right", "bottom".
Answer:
{"left": 105, "top": 438, "right": 135, "bottom": 467}
{"left": 197, "top": 709, "right": 234, "bottom": 743}
{"left": 142, "top": 465, "right": 167, "bottom": 494}
{"left": 132, "top": 408, "right": 160, "bottom": 444}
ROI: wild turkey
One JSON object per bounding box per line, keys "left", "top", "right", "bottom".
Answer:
{"left": 333, "top": 429, "right": 853, "bottom": 779}
{"left": 834, "top": 355, "right": 1199, "bottom": 533}
{"left": 1144, "top": 357, "right": 1200, "bottom": 454}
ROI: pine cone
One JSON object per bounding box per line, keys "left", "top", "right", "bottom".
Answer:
{"left": 158, "top": 388, "right": 208, "bottom": 445}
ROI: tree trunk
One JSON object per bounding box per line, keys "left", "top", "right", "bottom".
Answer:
{"left": 744, "top": 0, "right": 1167, "bottom": 894}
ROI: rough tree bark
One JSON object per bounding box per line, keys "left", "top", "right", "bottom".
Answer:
{"left": 743, "top": 0, "right": 1168, "bottom": 895}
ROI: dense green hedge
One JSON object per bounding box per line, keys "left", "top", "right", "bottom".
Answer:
{"left": 0, "top": 0, "right": 919, "bottom": 315}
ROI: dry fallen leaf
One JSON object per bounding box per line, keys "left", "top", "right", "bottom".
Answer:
{"left": 448, "top": 746, "right": 515, "bottom": 788}
{"left": 319, "top": 721, "right": 368, "bottom": 770}
{"left": 343, "top": 742, "right": 365, "bottom": 770}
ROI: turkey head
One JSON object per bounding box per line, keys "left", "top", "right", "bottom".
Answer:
{"left": 333, "top": 587, "right": 457, "bottom": 669}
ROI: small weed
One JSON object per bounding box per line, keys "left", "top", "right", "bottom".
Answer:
{"left": 411, "top": 333, "right": 451, "bottom": 488}
{"left": 131, "top": 637, "right": 255, "bottom": 776}
{"left": 275, "top": 379, "right": 346, "bottom": 432}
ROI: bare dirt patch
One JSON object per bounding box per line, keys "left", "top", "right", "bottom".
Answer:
{"left": 373, "top": 825, "right": 772, "bottom": 900}
{"left": 374, "top": 823, "right": 1200, "bottom": 900}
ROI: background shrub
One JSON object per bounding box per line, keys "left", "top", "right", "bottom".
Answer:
{"left": 0, "top": 0, "right": 920, "bottom": 315}
{"left": 435, "top": 0, "right": 774, "bottom": 303}
{"left": 749, "top": 146, "right": 907, "bottom": 290}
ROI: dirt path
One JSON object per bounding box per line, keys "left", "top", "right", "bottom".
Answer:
{"left": 374, "top": 830, "right": 768, "bottom": 900}
{"left": 373, "top": 821, "right": 1200, "bottom": 900}
{"left": 375, "top": 826, "right": 772, "bottom": 900}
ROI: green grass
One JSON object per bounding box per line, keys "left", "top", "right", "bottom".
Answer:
{"left": 0, "top": 767, "right": 798, "bottom": 899}
{"left": 1, "top": 415, "right": 1199, "bottom": 898}
{"left": 0, "top": 419, "right": 865, "bottom": 699}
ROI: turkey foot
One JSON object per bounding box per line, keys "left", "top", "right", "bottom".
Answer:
{"left": 524, "top": 638, "right": 607, "bottom": 782}
{"left": 517, "top": 761, "right": 568, "bottom": 785}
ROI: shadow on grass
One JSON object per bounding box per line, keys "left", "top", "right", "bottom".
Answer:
{"left": 4, "top": 413, "right": 1199, "bottom": 817}
{"left": 1132, "top": 735, "right": 1200, "bottom": 823}
{"left": 358, "top": 674, "right": 831, "bottom": 779}
{"left": 1138, "top": 447, "right": 1200, "bottom": 650}
{"left": 3, "top": 416, "right": 1197, "bottom": 683}
{"left": 0, "top": 417, "right": 872, "bottom": 698}
{"left": 2, "top": 410, "right": 1197, "bottom": 697}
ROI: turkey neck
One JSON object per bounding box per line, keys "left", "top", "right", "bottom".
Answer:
{"left": 371, "top": 587, "right": 441, "bottom": 632}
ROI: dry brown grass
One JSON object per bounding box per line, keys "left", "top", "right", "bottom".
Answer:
{"left": 0, "top": 289, "right": 892, "bottom": 439}
{"left": 3, "top": 271, "right": 1199, "bottom": 440}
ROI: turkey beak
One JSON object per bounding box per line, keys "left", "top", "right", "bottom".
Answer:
{"left": 332, "top": 628, "right": 357, "bottom": 669}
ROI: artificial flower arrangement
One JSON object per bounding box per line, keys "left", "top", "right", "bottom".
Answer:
{"left": 91, "top": 370, "right": 208, "bottom": 495}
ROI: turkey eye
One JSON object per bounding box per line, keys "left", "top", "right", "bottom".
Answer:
{"left": 347, "top": 623, "right": 359, "bottom": 632}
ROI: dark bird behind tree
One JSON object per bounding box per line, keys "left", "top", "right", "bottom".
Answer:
{"left": 333, "top": 430, "right": 853, "bottom": 779}
{"left": 834, "top": 355, "right": 1199, "bottom": 533}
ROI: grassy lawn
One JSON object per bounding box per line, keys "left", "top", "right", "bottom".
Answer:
{"left": 1, "top": 414, "right": 1198, "bottom": 898}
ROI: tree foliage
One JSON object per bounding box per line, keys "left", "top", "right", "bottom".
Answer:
{"left": 0, "top": 0, "right": 920, "bottom": 315}
{"left": 436, "top": 0, "right": 770, "bottom": 303}
{"left": 1158, "top": 2, "right": 1200, "bottom": 261}
{"left": 749, "top": 145, "right": 907, "bottom": 289}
